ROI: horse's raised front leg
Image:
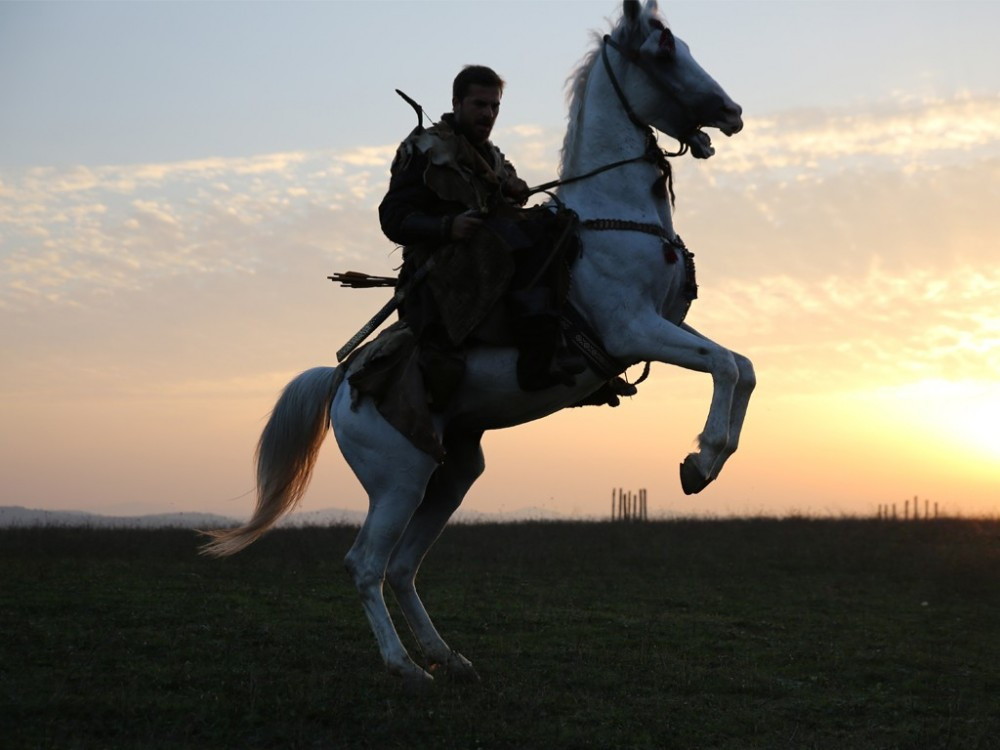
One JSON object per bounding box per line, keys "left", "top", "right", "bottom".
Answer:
{"left": 681, "top": 323, "right": 755, "bottom": 483}
{"left": 334, "top": 389, "right": 440, "bottom": 683}
{"left": 386, "top": 430, "right": 485, "bottom": 683}
{"left": 609, "top": 312, "right": 741, "bottom": 493}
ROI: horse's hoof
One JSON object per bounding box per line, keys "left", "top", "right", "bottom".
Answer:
{"left": 427, "top": 651, "right": 480, "bottom": 683}
{"left": 395, "top": 666, "right": 434, "bottom": 695}
{"left": 389, "top": 660, "right": 434, "bottom": 687}
{"left": 680, "top": 456, "right": 713, "bottom": 495}
{"left": 433, "top": 653, "right": 480, "bottom": 684}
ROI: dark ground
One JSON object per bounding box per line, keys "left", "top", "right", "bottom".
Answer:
{"left": 2, "top": 518, "right": 998, "bottom": 749}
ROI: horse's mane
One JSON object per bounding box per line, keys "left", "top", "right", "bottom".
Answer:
{"left": 560, "top": 35, "right": 603, "bottom": 176}
{"left": 559, "top": 0, "right": 667, "bottom": 176}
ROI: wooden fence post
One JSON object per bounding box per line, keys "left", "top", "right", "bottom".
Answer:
{"left": 609, "top": 487, "right": 650, "bottom": 522}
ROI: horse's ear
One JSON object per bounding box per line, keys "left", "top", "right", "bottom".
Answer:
{"left": 623, "top": 0, "right": 641, "bottom": 25}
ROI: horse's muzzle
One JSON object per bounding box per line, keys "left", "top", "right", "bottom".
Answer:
{"left": 718, "top": 103, "right": 744, "bottom": 136}
{"left": 699, "top": 95, "right": 743, "bottom": 137}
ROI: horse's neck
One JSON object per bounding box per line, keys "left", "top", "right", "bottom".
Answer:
{"left": 559, "top": 73, "right": 675, "bottom": 233}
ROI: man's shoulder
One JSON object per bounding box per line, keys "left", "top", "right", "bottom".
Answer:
{"left": 416, "top": 116, "right": 460, "bottom": 149}
{"left": 389, "top": 126, "right": 428, "bottom": 175}
{"left": 389, "top": 118, "right": 454, "bottom": 173}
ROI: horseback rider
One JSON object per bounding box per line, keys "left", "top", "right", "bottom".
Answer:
{"left": 379, "top": 65, "right": 586, "bottom": 401}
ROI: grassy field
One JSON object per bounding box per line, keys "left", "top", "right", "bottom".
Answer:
{"left": 2, "top": 518, "right": 998, "bottom": 749}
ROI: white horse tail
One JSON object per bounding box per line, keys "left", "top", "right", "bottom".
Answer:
{"left": 201, "top": 366, "right": 342, "bottom": 557}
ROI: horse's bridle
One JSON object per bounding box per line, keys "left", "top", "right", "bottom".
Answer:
{"left": 601, "top": 33, "right": 697, "bottom": 148}
{"left": 527, "top": 34, "right": 691, "bottom": 202}
{"left": 600, "top": 33, "right": 694, "bottom": 201}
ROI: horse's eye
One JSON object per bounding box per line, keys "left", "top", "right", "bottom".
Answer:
{"left": 649, "top": 19, "right": 664, "bottom": 31}
{"left": 658, "top": 27, "right": 676, "bottom": 54}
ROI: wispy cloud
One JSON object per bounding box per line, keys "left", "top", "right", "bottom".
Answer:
{"left": 696, "top": 262, "right": 1000, "bottom": 394}
{"left": 338, "top": 145, "right": 398, "bottom": 168}
{"left": 1, "top": 93, "right": 996, "bottom": 407}
{"left": 0, "top": 146, "right": 398, "bottom": 311}
{"left": 708, "top": 93, "right": 1000, "bottom": 181}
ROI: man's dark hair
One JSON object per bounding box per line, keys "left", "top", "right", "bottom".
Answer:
{"left": 452, "top": 65, "right": 505, "bottom": 102}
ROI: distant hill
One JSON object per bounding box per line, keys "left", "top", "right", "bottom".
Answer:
{"left": 0, "top": 506, "right": 241, "bottom": 529}
{"left": 0, "top": 505, "right": 568, "bottom": 529}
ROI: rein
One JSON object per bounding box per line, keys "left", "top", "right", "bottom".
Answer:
{"left": 527, "top": 151, "right": 654, "bottom": 196}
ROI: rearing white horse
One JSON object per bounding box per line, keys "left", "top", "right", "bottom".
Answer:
{"left": 204, "top": 0, "right": 753, "bottom": 683}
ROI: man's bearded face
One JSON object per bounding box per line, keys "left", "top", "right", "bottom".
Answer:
{"left": 453, "top": 84, "right": 502, "bottom": 144}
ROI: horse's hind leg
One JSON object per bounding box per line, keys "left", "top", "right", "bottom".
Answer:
{"left": 335, "top": 391, "right": 440, "bottom": 682}
{"left": 386, "top": 431, "right": 485, "bottom": 682}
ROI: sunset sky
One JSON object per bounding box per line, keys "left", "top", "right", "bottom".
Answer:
{"left": 2, "top": 0, "right": 997, "bottom": 521}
